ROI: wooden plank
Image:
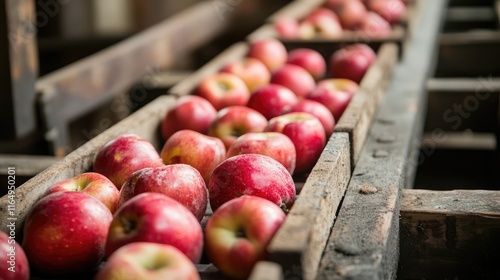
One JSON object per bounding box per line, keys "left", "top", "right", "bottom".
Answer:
{"left": 335, "top": 43, "right": 399, "bottom": 169}
{"left": 0, "top": 95, "right": 177, "bottom": 235}
{"left": 399, "top": 189, "right": 500, "bottom": 279}
{"left": 36, "top": 1, "right": 229, "bottom": 157}
{"left": 0, "top": 0, "right": 38, "bottom": 140}
{"left": 0, "top": 155, "right": 57, "bottom": 176}
{"left": 316, "top": 1, "right": 448, "bottom": 278}
{"left": 425, "top": 78, "right": 500, "bottom": 133}
{"left": 248, "top": 261, "right": 284, "bottom": 280}
{"left": 266, "top": 0, "right": 324, "bottom": 23}
{"left": 268, "top": 132, "right": 351, "bottom": 280}
{"left": 496, "top": 0, "right": 500, "bottom": 29}
{"left": 444, "top": 7, "right": 497, "bottom": 32}
{"left": 436, "top": 31, "right": 500, "bottom": 77}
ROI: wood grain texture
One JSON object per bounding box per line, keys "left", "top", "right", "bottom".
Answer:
{"left": 0, "top": 95, "right": 176, "bottom": 235}
{"left": 36, "top": 1, "right": 229, "bottom": 156}
{"left": 399, "top": 189, "right": 500, "bottom": 279}
{"left": 317, "top": 1, "right": 448, "bottom": 279}
{"left": 268, "top": 132, "right": 351, "bottom": 280}
{"left": 335, "top": 43, "right": 399, "bottom": 169}
{"left": 0, "top": 155, "right": 57, "bottom": 176}
{"left": 0, "top": 0, "right": 38, "bottom": 140}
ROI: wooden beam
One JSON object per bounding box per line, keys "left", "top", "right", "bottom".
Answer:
{"left": 316, "top": 1, "right": 448, "bottom": 278}
{"left": 36, "top": 1, "right": 229, "bottom": 157}
{"left": 0, "top": 0, "right": 38, "bottom": 141}
{"left": 399, "top": 189, "right": 500, "bottom": 279}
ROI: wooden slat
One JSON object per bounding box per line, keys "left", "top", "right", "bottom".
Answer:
{"left": 437, "top": 31, "right": 500, "bottom": 78}
{"left": 335, "top": 43, "right": 399, "bottom": 169}
{"left": 399, "top": 189, "right": 500, "bottom": 279}
{"left": 0, "top": 0, "right": 38, "bottom": 140}
{"left": 0, "top": 155, "right": 57, "bottom": 177}
{"left": 316, "top": 1, "right": 448, "bottom": 278}
{"left": 0, "top": 95, "right": 177, "bottom": 235}
{"left": 444, "top": 7, "right": 497, "bottom": 32}
{"left": 36, "top": 1, "right": 229, "bottom": 157}
{"left": 425, "top": 78, "right": 500, "bottom": 133}
{"left": 266, "top": 0, "right": 324, "bottom": 23}
{"left": 268, "top": 132, "right": 351, "bottom": 280}
{"left": 248, "top": 261, "right": 284, "bottom": 280}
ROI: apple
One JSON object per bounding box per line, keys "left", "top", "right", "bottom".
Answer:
{"left": 95, "top": 242, "right": 200, "bottom": 280}
{"left": 93, "top": 134, "right": 164, "bottom": 189}
{"left": 247, "top": 38, "right": 288, "bottom": 73}
{"left": 205, "top": 195, "right": 286, "bottom": 279}
{"left": 298, "top": 8, "right": 343, "bottom": 39}
{"left": 161, "top": 95, "right": 217, "bottom": 140}
{"left": 330, "top": 43, "right": 376, "bottom": 84}
{"left": 274, "top": 17, "right": 300, "bottom": 39}
{"left": 194, "top": 72, "right": 250, "bottom": 110}
{"left": 287, "top": 99, "right": 336, "bottom": 138}
{"left": 208, "top": 154, "right": 296, "bottom": 212}
{"left": 307, "top": 78, "right": 359, "bottom": 121}
{"left": 160, "top": 129, "right": 226, "bottom": 184}
{"left": 287, "top": 48, "right": 327, "bottom": 80}
{"left": 265, "top": 113, "right": 326, "bottom": 174}
{"left": 358, "top": 11, "right": 392, "bottom": 38}
{"left": 22, "top": 192, "right": 112, "bottom": 277}
{"left": 226, "top": 132, "right": 296, "bottom": 174}
{"left": 246, "top": 84, "right": 298, "bottom": 120}
{"left": 44, "top": 172, "right": 119, "bottom": 213}
{"left": 105, "top": 192, "right": 203, "bottom": 263}
{"left": 0, "top": 231, "right": 29, "bottom": 280}
{"left": 118, "top": 164, "right": 208, "bottom": 221}
{"left": 333, "top": 0, "right": 368, "bottom": 30}
{"left": 208, "top": 106, "right": 268, "bottom": 149}
{"left": 271, "top": 64, "right": 316, "bottom": 99}
{"left": 220, "top": 57, "right": 271, "bottom": 93}
{"left": 366, "top": 0, "right": 406, "bottom": 25}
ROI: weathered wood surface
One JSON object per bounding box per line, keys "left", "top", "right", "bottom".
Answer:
{"left": 335, "top": 43, "right": 399, "bottom": 169}
{"left": 267, "top": 133, "right": 351, "bottom": 280}
{"left": 444, "top": 6, "right": 497, "bottom": 32}
{"left": 437, "top": 31, "right": 500, "bottom": 78}
{"left": 425, "top": 77, "right": 500, "bottom": 133}
{"left": 36, "top": 1, "right": 230, "bottom": 157}
{"left": 0, "top": 155, "right": 57, "bottom": 177}
{"left": 0, "top": 95, "right": 176, "bottom": 235}
{"left": 0, "top": 0, "right": 38, "bottom": 141}
{"left": 399, "top": 189, "right": 500, "bottom": 279}
{"left": 316, "top": 1, "right": 448, "bottom": 279}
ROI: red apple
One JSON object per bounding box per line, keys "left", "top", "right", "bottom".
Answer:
{"left": 195, "top": 72, "right": 250, "bottom": 110}
{"left": 330, "top": 43, "right": 376, "bottom": 83}
{"left": 44, "top": 172, "right": 119, "bottom": 213}
{"left": 226, "top": 132, "right": 296, "bottom": 174}
{"left": 366, "top": 0, "right": 406, "bottom": 24}
{"left": 358, "top": 11, "right": 392, "bottom": 38}
{"left": 220, "top": 57, "right": 271, "bottom": 93}
{"left": 271, "top": 64, "right": 316, "bottom": 99}
{"left": 22, "top": 192, "right": 112, "bottom": 277}
{"left": 209, "top": 106, "right": 268, "bottom": 149}
{"left": 265, "top": 113, "right": 326, "bottom": 174}
{"left": 247, "top": 38, "right": 288, "bottom": 73}
{"left": 161, "top": 95, "right": 217, "bottom": 140}
{"left": 287, "top": 99, "right": 336, "bottom": 138}
{"left": 246, "top": 84, "right": 298, "bottom": 120}
{"left": 308, "top": 78, "right": 359, "bottom": 121}
{"left": 96, "top": 242, "right": 200, "bottom": 280}
{"left": 287, "top": 48, "right": 327, "bottom": 80}
{"left": 160, "top": 129, "right": 226, "bottom": 184}
{"left": 118, "top": 164, "right": 208, "bottom": 221}
{"left": 334, "top": 0, "right": 368, "bottom": 30}
{"left": 298, "top": 8, "right": 343, "bottom": 39}
{"left": 205, "top": 195, "right": 286, "bottom": 279}
{"left": 93, "top": 134, "right": 164, "bottom": 189}
{"left": 274, "top": 17, "right": 300, "bottom": 39}
{"left": 105, "top": 192, "right": 203, "bottom": 263}
{"left": 208, "top": 154, "right": 296, "bottom": 212}
{"left": 0, "top": 231, "right": 29, "bottom": 280}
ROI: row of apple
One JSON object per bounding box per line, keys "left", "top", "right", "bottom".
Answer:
{"left": 274, "top": 0, "right": 411, "bottom": 40}
{"left": 1, "top": 39, "right": 380, "bottom": 280}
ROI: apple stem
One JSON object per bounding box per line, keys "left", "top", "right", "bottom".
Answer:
{"left": 235, "top": 228, "right": 246, "bottom": 239}
{"left": 121, "top": 217, "right": 137, "bottom": 234}
{"left": 280, "top": 203, "right": 289, "bottom": 214}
